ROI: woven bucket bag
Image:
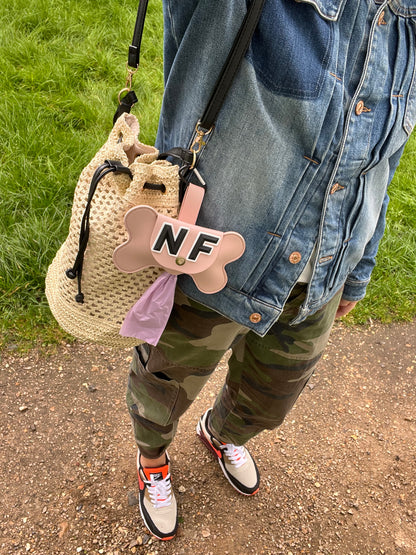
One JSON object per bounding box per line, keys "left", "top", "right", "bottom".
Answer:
{"left": 46, "top": 0, "right": 264, "bottom": 347}
{"left": 45, "top": 113, "right": 180, "bottom": 347}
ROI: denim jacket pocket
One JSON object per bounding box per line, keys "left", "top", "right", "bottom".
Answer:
{"left": 247, "top": 0, "right": 344, "bottom": 99}
{"left": 326, "top": 173, "right": 367, "bottom": 292}
{"left": 293, "top": 0, "right": 345, "bottom": 20}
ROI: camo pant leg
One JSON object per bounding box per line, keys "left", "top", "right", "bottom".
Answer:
{"left": 126, "top": 288, "right": 247, "bottom": 458}
{"left": 209, "top": 284, "right": 343, "bottom": 445}
{"left": 127, "top": 285, "right": 342, "bottom": 457}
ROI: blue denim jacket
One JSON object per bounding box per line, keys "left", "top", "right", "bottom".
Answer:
{"left": 156, "top": 0, "right": 415, "bottom": 335}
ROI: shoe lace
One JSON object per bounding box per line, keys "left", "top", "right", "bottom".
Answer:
{"left": 221, "top": 444, "right": 247, "bottom": 468}
{"left": 145, "top": 473, "right": 173, "bottom": 509}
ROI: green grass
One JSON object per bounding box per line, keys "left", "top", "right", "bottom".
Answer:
{"left": 0, "top": 0, "right": 164, "bottom": 349}
{"left": 0, "top": 0, "right": 415, "bottom": 350}
{"left": 348, "top": 138, "right": 416, "bottom": 324}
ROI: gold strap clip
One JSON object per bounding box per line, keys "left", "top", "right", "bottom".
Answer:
{"left": 189, "top": 121, "right": 214, "bottom": 169}
{"left": 118, "top": 64, "right": 139, "bottom": 104}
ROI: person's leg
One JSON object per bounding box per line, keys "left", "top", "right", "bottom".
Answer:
{"left": 209, "top": 284, "right": 343, "bottom": 445}
{"left": 196, "top": 284, "right": 341, "bottom": 496}
{"left": 126, "top": 288, "right": 248, "bottom": 459}
{"left": 127, "top": 289, "right": 247, "bottom": 539}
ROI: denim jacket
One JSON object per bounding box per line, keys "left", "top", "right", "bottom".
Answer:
{"left": 156, "top": 0, "right": 415, "bottom": 335}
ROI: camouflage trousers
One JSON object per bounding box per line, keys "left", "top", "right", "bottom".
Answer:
{"left": 126, "top": 283, "right": 342, "bottom": 458}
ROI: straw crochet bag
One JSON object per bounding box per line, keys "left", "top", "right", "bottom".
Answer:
{"left": 46, "top": 0, "right": 264, "bottom": 347}
{"left": 45, "top": 113, "right": 180, "bottom": 347}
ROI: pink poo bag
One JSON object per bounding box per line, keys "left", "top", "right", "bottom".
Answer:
{"left": 113, "top": 182, "right": 245, "bottom": 345}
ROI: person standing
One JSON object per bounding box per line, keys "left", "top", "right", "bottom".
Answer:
{"left": 127, "top": 0, "right": 415, "bottom": 540}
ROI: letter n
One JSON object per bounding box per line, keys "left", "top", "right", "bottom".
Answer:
{"left": 152, "top": 223, "right": 189, "bottom": 256}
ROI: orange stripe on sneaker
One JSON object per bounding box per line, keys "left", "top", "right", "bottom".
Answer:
{"left": 213, "top": 445, "right": 222, "bottom": 458}
{"left": 199, "top": 432, "right": 223, "bottom": 458}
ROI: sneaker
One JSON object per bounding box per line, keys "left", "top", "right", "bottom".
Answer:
{"left": 137, "top": 451, "right": 178, "bottom": 540}
{"left": 196, "top": 409, "right": 260, "bottom": 496}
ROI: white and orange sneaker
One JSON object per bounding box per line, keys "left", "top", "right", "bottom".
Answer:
{"left": 196, "top": 409, "right": 260, "bottom": 496}
{"left": 137, "top": 451, "right": 178, "bottom": 540}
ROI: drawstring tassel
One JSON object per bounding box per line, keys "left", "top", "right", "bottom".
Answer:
{"left": 66, "top": 160, "right": 133, "bottom": 303}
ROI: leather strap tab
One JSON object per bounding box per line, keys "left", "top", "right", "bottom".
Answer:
{"left": 113, "top": 90, "right": 138, "bottom": 125}
{"left": 177, "top": 183, "right": 206, "bottom": 225}
{"left": 158, "top": 148, "right": 194, "bottom": 166}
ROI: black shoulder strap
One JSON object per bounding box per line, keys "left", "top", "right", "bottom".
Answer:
{"left": 117, "top": 0, "right": 264, "bottom": 129}
{"left": 128, "top": 0, "right": 149, "bottom": 69}
{"left": 199, "top": 0, "right": 264, "bottom": 131}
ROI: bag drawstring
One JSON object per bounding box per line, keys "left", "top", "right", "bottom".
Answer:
{"left": 66, "top": 160, "right": 133, "bottom": 303}
{"left": 66, "top": 153, "right": 193, "bottom": 304}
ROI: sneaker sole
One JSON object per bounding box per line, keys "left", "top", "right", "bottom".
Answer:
{"left": 196, "top": 420, "right": 259, "bottom": 496}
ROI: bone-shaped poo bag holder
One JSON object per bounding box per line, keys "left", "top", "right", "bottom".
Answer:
{"left": 113, "top": 183, "right": 245, "bottom": 293}
{"left": 112, "top": 182, "right": 246, "bottom": 345}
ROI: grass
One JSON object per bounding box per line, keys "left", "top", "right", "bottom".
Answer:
{"left": 0, "top": 0, "right": 164, "bottom": 349}
{"left": 350, "top": 138, "right": 416, "bottom": 325}
{"left": 0, "top": 0, "right": 415, "bottom": 350}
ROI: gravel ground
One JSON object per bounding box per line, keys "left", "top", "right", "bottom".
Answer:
{"left": 1, "top": 321, "right": 415, "bottom": 555}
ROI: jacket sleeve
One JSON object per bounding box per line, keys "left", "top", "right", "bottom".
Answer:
{"left": 342, "top": 145, "right": 406, "bottom": 301}
{"left": 342, "top": 192, "right": 389, "bottom": 301}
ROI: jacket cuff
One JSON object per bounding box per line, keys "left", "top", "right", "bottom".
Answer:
{"left": 342, "top": 278, "right": 370, "bottom": 302}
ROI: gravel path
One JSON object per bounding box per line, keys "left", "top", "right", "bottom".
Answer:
{"left": 1, "top": 321, "right": 415, "bottom": 554}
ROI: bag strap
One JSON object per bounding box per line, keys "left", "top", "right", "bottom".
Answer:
{"left": 198, "top": 0, "right": 264, "bottom": 131}
{"left": 128, "top": 0, "right": 149, "bottom": 69}
{"left": 115, "top": 0, "right": 265, "bottom": 129}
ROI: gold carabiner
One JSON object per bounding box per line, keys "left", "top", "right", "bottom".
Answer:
{"left": 125, "top": 63, "right": 138, "bottom": 89}
{"left": 189, "top": 121, "right": 213, "bottom": 169}
{"left": 118, "top": 87, "right": 131, "bottom": 104}
{"left": 118, "top": 64, "right": 139, "bottom": 105}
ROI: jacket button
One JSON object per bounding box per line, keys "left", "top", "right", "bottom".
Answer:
{"left": 355, "top": 100, "right": 365, "bottom": 115}
{"left": 249, "top": 313, "right": 262, "bottom": 324}
{"left": 289, "top": 251, "right": 302, "bottom": 264}
{"left": 378, "top": 10, "right": 387, "bottom": 25}
{"left": 330, "top": 182, "right": 345, "bottom": 195}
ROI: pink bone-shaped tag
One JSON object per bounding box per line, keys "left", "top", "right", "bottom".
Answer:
{"left": 113, "top": 183, "right": 245, "bottom": 294}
